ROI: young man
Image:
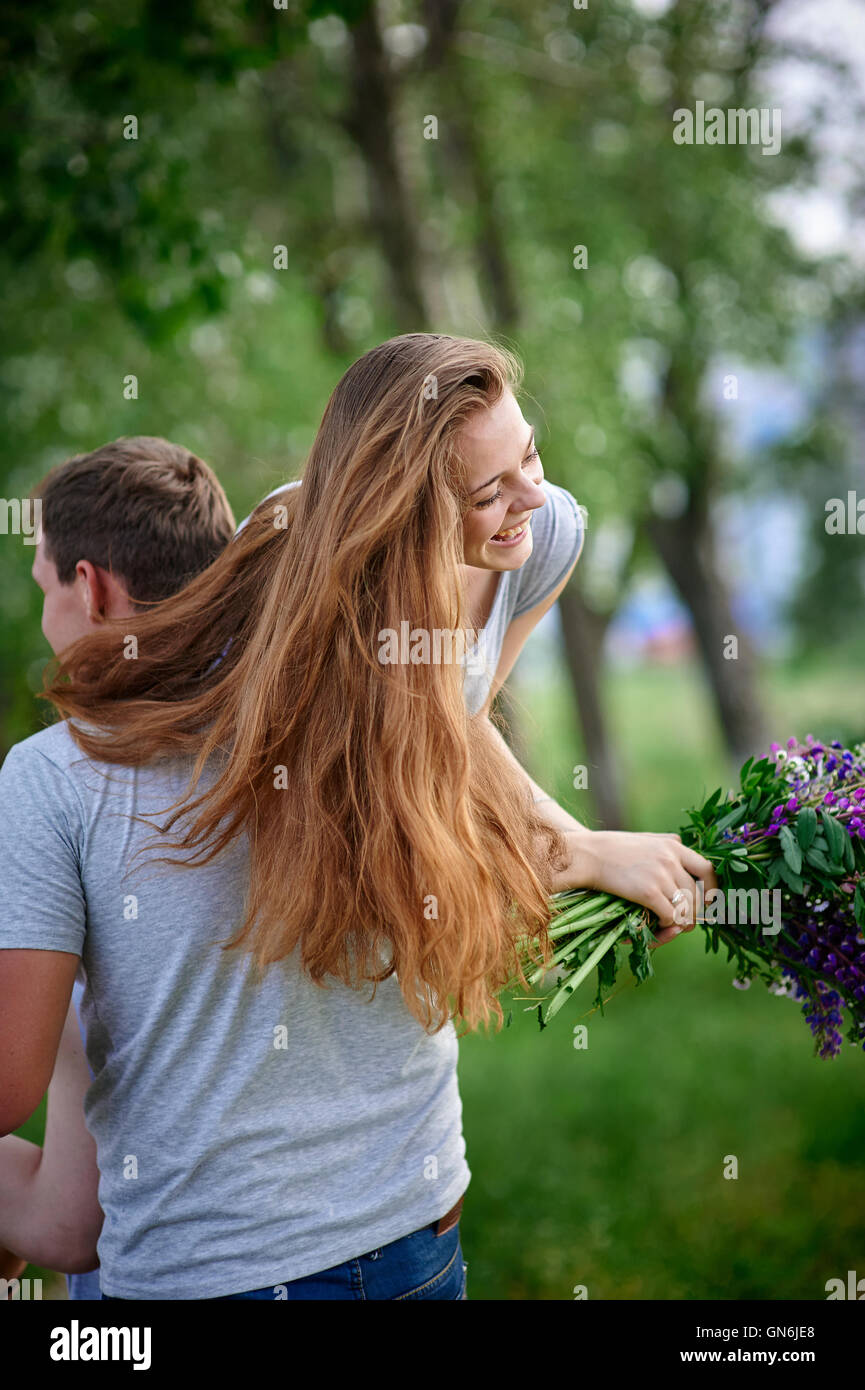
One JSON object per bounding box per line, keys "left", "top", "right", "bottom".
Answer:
{"left": 0, "top": 436, "right": 235, "bottom": 1299}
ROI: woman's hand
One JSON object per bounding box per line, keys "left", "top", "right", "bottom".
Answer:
{"left": 555, "top": 828, "right": 719, "bottom": 947}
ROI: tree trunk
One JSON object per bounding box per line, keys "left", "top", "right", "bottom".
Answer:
{"left": 421, "top": 0, "right": 519, "bottom": 331}
{"left": 557, "top": 582, "right": 626, "bottom": 829}
{"left": 258, "top": 63, "right": 357, "bottom": 358}
{"left": 645, "top": 498, "right": 767, "bottom": 770}
{"left": 342, "top": 4, "right": 430, "bottom": 328}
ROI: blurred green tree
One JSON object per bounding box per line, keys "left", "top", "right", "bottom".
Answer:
{"left": 0, "top": 0, "right": 860, "bottom": 809}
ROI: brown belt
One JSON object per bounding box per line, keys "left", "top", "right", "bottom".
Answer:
{"left": 434, "top": 1192, "right": 464, "bottom": 1236}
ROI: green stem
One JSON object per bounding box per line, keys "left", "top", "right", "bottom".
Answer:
{"left": 539, "top": 921, "right": 631, "bottom": 1025}
{"left": 525, "top": 936, "right": 605, "bottom": 985}
{"left": 524, "top": 911, "right": 631, "bottom": 983}
{"left": 547, "top": 906, "right": 625, "bottom": 939}
{"left": 547, "top": 895, "right": 618, "bottom": 927}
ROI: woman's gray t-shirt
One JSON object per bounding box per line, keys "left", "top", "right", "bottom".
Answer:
{"left": 460, "top": 480, "right": 586, "bottom": 713}
{"left": 2, "top": 474, "right": 584, "bottom": 1299}
{"left": 240, "top": 477, "right": 587, "bottom": 716}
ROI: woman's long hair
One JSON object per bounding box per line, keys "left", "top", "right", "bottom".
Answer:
{"left": 43, "top": 334, "right": 567, "bottom": 1035}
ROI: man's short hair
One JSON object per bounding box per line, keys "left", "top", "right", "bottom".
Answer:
{"left": 33, "top": 436, "right": 236, "bottom": 603}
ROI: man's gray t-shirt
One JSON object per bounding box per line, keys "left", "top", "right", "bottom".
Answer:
{"left": 0, "top": 474, "right": 583, "bottom": 1300}
{"left": 65, "top": 971, "right": 102, "bottom": 1300}
{"left": 0, "top": 728, "right": 470, "bottom": 1299}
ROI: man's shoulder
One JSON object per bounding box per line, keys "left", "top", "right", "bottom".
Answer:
{"left": 0, "top": 721, "right": 107, "bottom": 807}
{"left": 0, "top": 721, "right": 93, "bottom": 840}
{"left": 4, "top": 719, "right": 87, "bottom": 773}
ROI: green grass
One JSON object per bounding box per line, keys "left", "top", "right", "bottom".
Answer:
{"left": 456, "top": 642, "right": 865, "bottom": 1299}
{"left": 459, "top": 949, "right": 865, "bottom": 1300}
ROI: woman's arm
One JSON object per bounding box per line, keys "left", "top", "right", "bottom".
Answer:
{"left": 0, "top": 997, "right": 102, "bottom": 1273}
{"left": 482, "top": 712, "right": 716, "bottom": 937}
{"left": 479, "top": 565, "right": 718, "bottom": 936}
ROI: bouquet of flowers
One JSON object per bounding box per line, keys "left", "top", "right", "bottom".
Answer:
{"left": 517, "top": 736, "right": 865, "bottom": 1060}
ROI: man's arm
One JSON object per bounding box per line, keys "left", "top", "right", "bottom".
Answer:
{"left": 0, "top": 992, "right": 102, "bottom": 1271}
{"left": 0, "top": 949, "right": 79, "bottom": 1135}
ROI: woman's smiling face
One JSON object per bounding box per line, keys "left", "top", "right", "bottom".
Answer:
{"left": 459, "top": 387, "right": 547, "bottom": 570}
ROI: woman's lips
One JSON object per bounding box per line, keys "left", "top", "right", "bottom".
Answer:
{"left": 488, "top": 521, "right": 530, "bottom": 547}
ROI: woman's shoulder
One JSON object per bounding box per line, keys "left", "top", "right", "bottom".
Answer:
{"left": 511, "top": 479, "right": 587, "bottom": 619}
{"left": 234, "top": 479, "right": 302, "bottom": 537}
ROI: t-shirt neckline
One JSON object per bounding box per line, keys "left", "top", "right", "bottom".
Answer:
{"left": 465, "top": 569, "right": 506, "bottom": 655}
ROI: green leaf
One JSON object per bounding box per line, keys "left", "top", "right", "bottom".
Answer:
{"left": 728, "top": 859, "right": 749, "bottom": 873}
{"left": 855, "top": 885, "right": 865, "bottom": 930}
{"left": 767, "top": 858, "right": 783, "bottom": 887}
{"left": 779, "top": 824, "right": 802, "bottom": 875}
{"left": 795, "top": 807, "right": 817, "bottom": 851}
{"left": 715, "top": 803, "right": 745, "bottom": 833}
{"left": 842, "top": 832, "right": 855, "bottom": 873}
{"left": 805, "top": 846, "right": 843, "bottom": 876}
{"left": 739, "top": 756, "right": 754, "bottom": 782}
{"left": 820, "top": 811, "right": 846, "bottom": 864}
{"left": 778, "top": 860, "right": 806, "bottom": 895}
{"left": 594, "top": 942, "right": 619, "bottom": 1015}
{"left": 627, "top": 919, "right": 654, "bottom": 987}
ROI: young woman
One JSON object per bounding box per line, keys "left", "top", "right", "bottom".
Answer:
{"left": 0, "top": 334, "right": 715, "bottom": 1300}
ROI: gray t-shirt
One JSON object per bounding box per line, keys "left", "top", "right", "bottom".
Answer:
{"left": 65, "top": 972, "right": 102, "bottom": 1299}
{"left": 0, "top": 725, "right": 470, "bottom": 1299}
{"left": 2, "top": 474, "right": 583, "bottom": 1299}
{"left": 460, "top": 480, "right": 586, "bottom": 713}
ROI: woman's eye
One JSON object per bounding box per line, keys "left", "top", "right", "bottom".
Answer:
{"left": 475, "top": 488, "right": 503, "bottom": 509}
{"left": 473, "top": 451, "right": 539, "bottom": 509}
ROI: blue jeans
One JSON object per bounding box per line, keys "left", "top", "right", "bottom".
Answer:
{"left": 102, "top": 1218, "right": 468, "bottom": 1301}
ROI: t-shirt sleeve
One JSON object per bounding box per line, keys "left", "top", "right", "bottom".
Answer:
{"left": 0, "top": 742, "right": 86, "bottom": 956}
{"left": 511, "top": 480, "right": 586, "bottom": 619}
{"left": 234, "top": 479, "right": 302, "bottom": 538}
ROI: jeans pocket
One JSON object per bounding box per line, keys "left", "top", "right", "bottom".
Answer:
{"left": 392, "top": 1227, "right": 463, "bottom": 1301}
{"left": 455, "top": 1260, "right": 468, "bottom": 1300}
